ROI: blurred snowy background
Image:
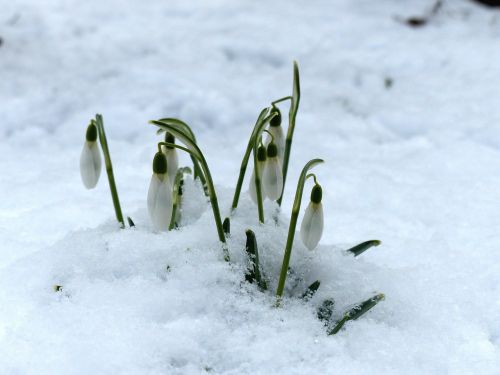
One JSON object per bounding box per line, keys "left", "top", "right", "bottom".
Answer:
{"left": 1, "top": 0, "right": 499, "bottom": 374}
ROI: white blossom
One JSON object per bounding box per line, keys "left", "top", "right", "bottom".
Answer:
{"left": 262, "top": 157, "right": 283, "bottom": 201}
{"left": 300, "top": 202, "right": 324, "bottom": 250}
{"left": 147, "top": 173, "right": 173, "bottom": 231}
{"left": 80, "top": 141, "right": 102, "bottom": 189}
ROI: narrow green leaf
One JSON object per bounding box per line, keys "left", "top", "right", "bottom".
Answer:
{"left": 347, "top": 240, "right": 381, "bottom": 257}
{"left": 157, "top": 118, "right": 198, "bottom": 143}
{"left": 245, "top": 229, "right": 267, "bottom": 290}
{"left": 301, "top": 280, "right": 321, "bottom": 300}
{"left": 278, "top": 61, "right": 301, "bottom": 206}
{"left": 328, "top": 293, "right": 385, "bottom": 335}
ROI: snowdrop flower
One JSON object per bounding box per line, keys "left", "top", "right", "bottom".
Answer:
{"left": 249, "top": 144, "right": 267, "bottom": 204}
{"left": 147, "top": 151, "right": 173, "bottom": 231}
{"left": 300, "top": 183, "right": 324, "bottom": 250}
{"left": 162, "top": 132, "right": 179, "bottom": 182}
{"left": 265, "top": 107, "right": 285, "bottom": 163}
{"left": 262, "top": 141, "right": 283, "bottom": 201}
{"left": 79, "top": 122, "right": 102, "bottom": 189}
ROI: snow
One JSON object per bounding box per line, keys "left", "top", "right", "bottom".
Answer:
{"left": 1, "top": 0, "right": 500, "bottom": 373}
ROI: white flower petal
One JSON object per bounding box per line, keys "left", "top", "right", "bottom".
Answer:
{"left": 80, "top": 141, "right": 102, "bottom": 189}
{"left": 300, "top": 202, "right": 324, "bottom": 250}
{"left": 262, "top": 158, "right": 283, "bottom": 201}
{"left": 147, "top": 174, "right": 173, "bottom": 231}
{"left": 164, "top": 148, "right": 179, "bottom": 182}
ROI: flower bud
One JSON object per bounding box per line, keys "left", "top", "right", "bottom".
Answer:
{"left": 80, "top": 123, "right": 102, "bottom": 189}
{"left": 265, "top": 128, "right": 284, "bottom": 163}
{"left": 300, "top": 184, "right": 324, "bottom": 250}
{"left": 262, "top": 143, "right": 283, "bottom": 201}
{"left": 270, "top": 107, "right": 282, "bottom": 127}
{"left": 152, "top": 151, "right": 167, "bottom": 174}
{"left": 148, "top": 152, "right": 172, "bottom": 231}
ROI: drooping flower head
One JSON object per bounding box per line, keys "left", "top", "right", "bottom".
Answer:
{"left": 80, "top": 122, "right": 102, "bottom": 189}
{"left": 300, "top": 182, "right": 324, "bottom": 250}
{"left": 266, "top": 107, "right": 285, "bottom": 163}
{"left": 262, "top": 141, "right": 283, "bottom": 201}
{"left": 147, "top": 151, "right": 172, "bottom": 231}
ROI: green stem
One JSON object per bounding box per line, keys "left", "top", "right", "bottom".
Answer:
{"left": 94, "top": 114, "right": 124, "bottom": 228}
{"left": 253, "top": 137, "right": 265, "bottom": 223}
{"left": 151, "top": 122, "right": 229, "bottom": 261}
{"left": 271, "top": 96, "right": 292, "bottom": 106}
{"left": 276, "top": 158, "right": 323, "bottom": 303}
{"left": 230, "top": 108, "right": 269, "bottom": 211}
{"left": 230, "top": 109, "right": 278, "bottom": 213}
{"left": 156, "top": 118, "right": 206, "bottom": 189}
{"left": 277, "top": 61, "right": 301, "bottom": 207}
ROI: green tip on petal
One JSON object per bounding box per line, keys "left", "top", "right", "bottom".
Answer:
{"left": 267, "top": 142, "right": 278, "bottom": 158}
{"left": 152, "top": 151, "right": 167, "bottom": 174}
{"left": 311, "top": 184, "right": 322, "bottom": 204}
{"left": 270, "top": 107, "right": 282, "bottom": 127}
{"left": 85, "top": 122, "right": 98, "bottom": 142}
{"left": 257, "top": 145, "right": 267, "bottom": 162}
{"left": 165, "top": 132, "right": 175, "bottom": 149}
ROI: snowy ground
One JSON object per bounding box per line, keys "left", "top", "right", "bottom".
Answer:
{"left": 1, "top": 0, "right": 500, "bottom": 374}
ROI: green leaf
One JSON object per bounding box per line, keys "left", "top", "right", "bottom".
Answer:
{"left": 156, "top": 118, "right": 198, "bottom": 143}
{"left": 301, "top": 280, "right": 321, "bottom": 301}
{"left": 245, "top": 229, "right": 267, "bottom": 290}
{"left": 347, "top": 240, "right": 381, "bottom": 257}
{"left": 328, "top": 293, "right": 385, "bottom": 335}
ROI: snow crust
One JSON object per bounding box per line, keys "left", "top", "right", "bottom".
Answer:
{"left": 1, "top": 0, "right": 500, "bottom": 373}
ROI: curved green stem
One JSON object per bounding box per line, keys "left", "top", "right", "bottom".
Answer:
{"left": 263, "top": 129, "right": 274, "bottom": 143}
{"left": 151, "top": 121, "right": 229, "bottom": 261}
{"left": 155, "top": 118, "right": 206, "bottom": 188}
{"left": 306, "top": 173, "right": 318, "bottom": 185}
{"left": 271, "top": 96, "right": 292, "bottom": 106}
{"left": 230, "top": 108, "right": 278, "bottom": 212}
{"left": 277, "top": 61, "right": 301, "bottom": 207}
{"left": 94, "top": 114, "right": 124, "bottom": 228}
{"left": 276, "top": 158, "right": 323, "bottom": 303}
